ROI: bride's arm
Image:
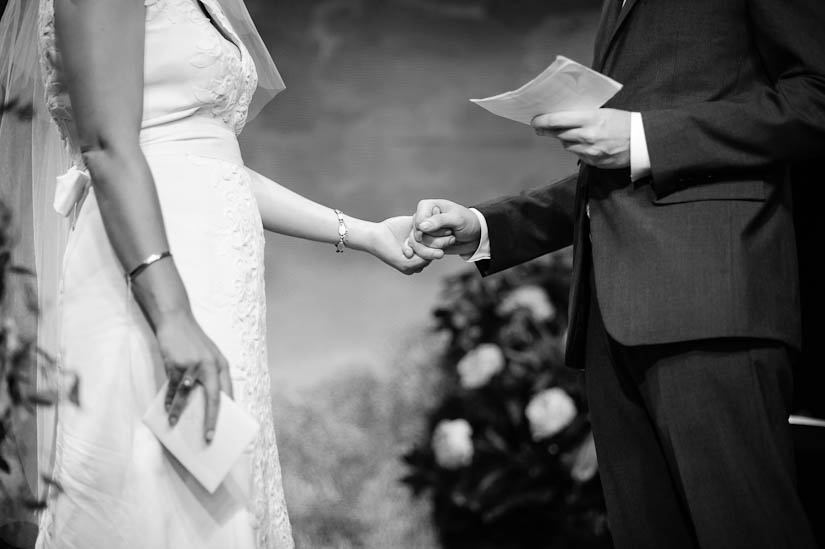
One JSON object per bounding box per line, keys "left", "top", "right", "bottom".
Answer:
{"left": 246, "top": 168, "right": 431, "bottom": 274}
{"left": 55, "top": 0, "right": 232, "bottom": 440}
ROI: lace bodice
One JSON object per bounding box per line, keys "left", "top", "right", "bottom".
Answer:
{"left": 38, "top": 0, "right": 258, "bottom": 164}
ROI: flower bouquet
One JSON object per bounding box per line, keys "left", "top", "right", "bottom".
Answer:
{"left": 402, "top": 250, "right": 610, "bottom": 549}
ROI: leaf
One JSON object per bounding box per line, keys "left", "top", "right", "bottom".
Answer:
{"left": 8, "top": 265, "right": 35, "bottom": 277}
{"left": 22, "top": 498, "right": 48, "bottom": 510}
{"left": 41, "top": 474, "right": 63, "bottom": 492}
{"left": 28, "top": 390, "right": 58, "bottom": 406}
{"left": 481, "top": 489, "right": 557, "bottom": 523}
{"left": 482, "top": 428, "right": 510, "bottom": 454}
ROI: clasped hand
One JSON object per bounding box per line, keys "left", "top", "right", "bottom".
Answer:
{"left": 402, "top": 108, "right": 631, "bottom": 260}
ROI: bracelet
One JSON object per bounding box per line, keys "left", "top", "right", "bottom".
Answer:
{"left": 333, "top": 209, "right": 348, "bottom": 253}
{"left": 128, "top": 251, "right": 173, "bottom": 280}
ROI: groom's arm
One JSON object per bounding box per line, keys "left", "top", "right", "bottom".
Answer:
{"left": 642, "top": 0, "right": 825, "bottom": 197}
{"left": 469, "top": 173, "right": 578, "bottom": 275}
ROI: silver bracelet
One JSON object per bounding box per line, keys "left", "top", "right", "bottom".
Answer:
{"left": 128, "top": 251, "right": 173, "bottom": 280}
{"left": 334, "top": 209, "right": 348, "bottom": 253}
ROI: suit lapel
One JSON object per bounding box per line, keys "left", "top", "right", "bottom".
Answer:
{"left": 592, "top": 0, "right": 619, "bottom": 67}
{"left": 595, "top": 0, "right": 643, "bottom": 72}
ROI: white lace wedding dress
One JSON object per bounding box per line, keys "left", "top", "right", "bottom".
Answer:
{"left": 35, "top": 0, "right": 293, "bottom": 547}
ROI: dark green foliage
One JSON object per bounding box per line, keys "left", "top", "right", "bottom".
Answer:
{"left": 403, "top": 251, "right": 612, "bottom": 549}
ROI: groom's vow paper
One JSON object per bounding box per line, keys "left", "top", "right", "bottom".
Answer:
{"left": 470, "top": 56, "right": 622, "bottom": 125}
{"left": 143, "top": 381, "right": 259, "bottom": 494}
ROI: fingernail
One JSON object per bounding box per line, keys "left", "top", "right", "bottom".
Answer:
{"left": 205, "top": 430, "right": 215, "bottom": 444}
{"left": 448, "top": 237, "right": 456, "bottom": 245}
{"left": 419, "top": 221, "right": 433, "bottom": 231}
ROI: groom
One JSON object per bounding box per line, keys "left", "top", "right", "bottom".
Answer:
{"left": 406, "top": 1, "right": 825, "bottom": 548}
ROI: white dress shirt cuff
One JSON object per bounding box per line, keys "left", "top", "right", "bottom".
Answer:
{"left": 462, "top": 208, "right": 491, "bottom": 262}
{"left": 629, "top": 112, "right": 651, "bottom": 182}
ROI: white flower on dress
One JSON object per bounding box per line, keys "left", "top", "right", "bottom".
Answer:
{"left": 432, "top": 419, "right": 474, "bottom": 469}
{"left": 570, "top": 432, "right": 598, "bottom": 483}
{"left": 457, "top": 344, "right": 505, "bottom": 389}
{"left": 525, "top": 387, "right": 577, "bottom": 440}
{"left": 497, "top": 285, "right": 556, "bottom": 322}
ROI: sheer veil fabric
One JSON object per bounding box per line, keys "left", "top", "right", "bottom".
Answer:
{"left": 0, "top": 0, "right": 69, "bottom": 504}
{"left": 0, "top": 0, "right": 284, "bottom": 521}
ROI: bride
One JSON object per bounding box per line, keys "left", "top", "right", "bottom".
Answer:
{"left": 0, "top": 0, "right": 430, "bottom": 547}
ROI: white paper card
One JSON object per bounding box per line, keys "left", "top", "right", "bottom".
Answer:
{"left": 142, "top": 381, "right": 259, "bottom": 494}
{"left": 470, "top": 56, "right": 623, "bottom": 125}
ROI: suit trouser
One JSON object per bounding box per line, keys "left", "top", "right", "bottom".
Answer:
{"left": 583, "top": 281, "right": 817, "bottom": 549}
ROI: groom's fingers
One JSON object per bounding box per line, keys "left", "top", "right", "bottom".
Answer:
{"left": 416, "top": 212, "right": 464, "bottom": 234}
{"left": 420, "top": 233, "right": 456, "bottom": 249}
{"left": 414, "top": 199, "right": 441, "bottom": 224}
{"left": 532, "top": 111, "right": 590, "bottom": 131}
{"left": 407, "top": 235, "right": 445, "bottom": 261}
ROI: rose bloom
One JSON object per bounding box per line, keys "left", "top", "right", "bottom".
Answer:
{"left": 432, "top": 419, "right": 474, "bottom": 469}
{"left": 571, "top": 432, "right": 598, "bottom": 483}
{"left": 457, "top": 344, "right": 505, "bottom": 389}
{"left": 525, "top": 387, "right": 578, "bottom": 440}
{"left": 497, "top": 285, "right": 556, "bottom": 323}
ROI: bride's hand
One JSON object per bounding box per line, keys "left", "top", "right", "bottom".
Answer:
{"left": 368, "top": 216, "right": 431, "bottom": 275}
{"left": 155, "top": 309, "right": 234, "bottom": 443}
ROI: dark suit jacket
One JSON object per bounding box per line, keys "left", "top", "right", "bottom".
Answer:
{"left": 476, "top": 0, "right": 825, "bottom": 366}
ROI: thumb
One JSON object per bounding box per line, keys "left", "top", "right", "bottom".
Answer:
{"left": 417, "top": 211, "right": 463, "bottom": 233}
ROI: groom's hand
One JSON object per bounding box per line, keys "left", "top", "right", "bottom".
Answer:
{"left": 402, "top": 199, "right": 481, "bottom": 260}
{"left": 532, "top": 108, "right": 631, "bottom": 169}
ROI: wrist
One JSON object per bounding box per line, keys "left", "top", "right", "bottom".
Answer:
{"left": 128, "top": 258, "right": 192, "bottom": 329}
{"left": 339, "top": 215, "right": 375, "bottom": 253}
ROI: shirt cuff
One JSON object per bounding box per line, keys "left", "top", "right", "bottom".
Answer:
{"left": 461, "top": 208, "right": 491, "bottom": 262}
{"left": 630, "top": 112, "right": 651, "bottom": 182}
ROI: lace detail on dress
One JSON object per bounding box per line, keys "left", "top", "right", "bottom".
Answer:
{"left": 37, "top": 0, "right": 83, "bottom": 167}
{"left": 202, "top": 159, "right": 293, "bottom": 548}
{"left": 192, "top": 0, "right": 257, "bottom": 133}
{"left": 39, "top": 0, "right": 257, "bottom": 140}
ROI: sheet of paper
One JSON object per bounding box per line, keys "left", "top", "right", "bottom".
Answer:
{"left": 470, "top": 56, "right": 622, "bottom": 125}
{"left": 142, "top": 381, "right": 259, "bottom": 495}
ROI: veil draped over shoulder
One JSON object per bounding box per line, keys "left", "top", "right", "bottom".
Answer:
{"left": 0, "top": 0, "right": 283, "bottom": 513}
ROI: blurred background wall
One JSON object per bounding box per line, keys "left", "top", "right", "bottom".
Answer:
{"left": 242, "top": 0, "right": 600, "bottom": 386}
{"left": 237, "top": 1, "right": 605, "bottom": 546}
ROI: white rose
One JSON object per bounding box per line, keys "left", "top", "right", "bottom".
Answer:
{"left": 457, "top": 344, "right": 505, "bottom": 389}
{"left": 570, "top": 432, "right": 598, "bottom": 483}
{"left": 432, "top": 419, "right": 474, "bottom": 469}
{"left": 497, "top": 285, "right": 556, "bottom": 323}
{"left": 525, "top": 387, "right": 577, "bottom": 440}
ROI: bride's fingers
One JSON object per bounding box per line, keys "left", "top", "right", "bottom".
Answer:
{"left": 168, "top": 364, "right": 198, "bottom": 426}
{"left": 218, "top": 357, "right": 233, "bottom": 400}
{"left": 402, "top": 236, "right": 415, "bottom": 259}
{"left": 408, "top": 236, "right": 445, "bottom": 261}
{"left": 165, "top": 366, "right": 183, "bottom": 412}
{"left": 201, "top": 363, "right": 221, "bottom": 444}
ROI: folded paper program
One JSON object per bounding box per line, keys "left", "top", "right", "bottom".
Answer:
{"left": 143, "top": 382, "right": 259, "bottom": 497}
{"left": 470, "top": 56, "right": 622, "bottom": 125}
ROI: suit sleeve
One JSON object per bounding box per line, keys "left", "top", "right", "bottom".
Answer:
{"left": 642, "top": 0, "right": 825, "bottom": 196}
{"left": 474, "top": 173, "right": 578, "bottom": 276}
